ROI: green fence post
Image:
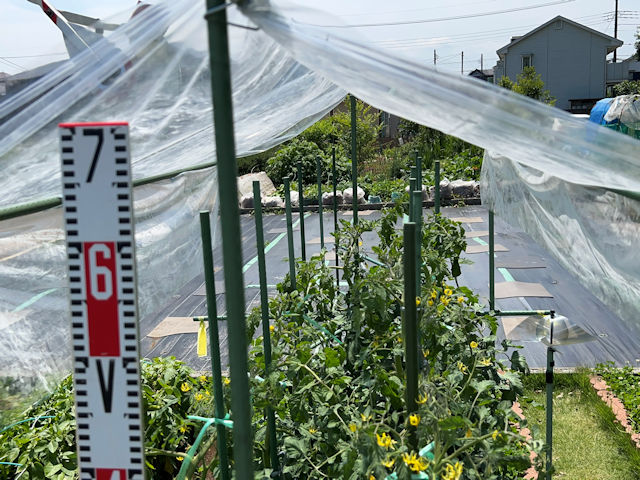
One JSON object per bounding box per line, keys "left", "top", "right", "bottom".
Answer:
{"left": 297, "top": 160, "right": 306, "bottom": 261}
{"left": 489, "top": 210, "right": 495, "bottom": 311}
{"left": 204, "top": 1, "right": 253, "bottom": 477}
{"left": 316, "top": 156, "right": 324, "bottom": 250}
{"left": 332, "top": 147, "right": 339, "bottom": 287}
{"left": 434, "top": 160, "right": 441, "bottom": 214}
{"left": 403, "top": 222, "right": 419, "bottom": 450}
{"left": 283, "top": 177, "right": 296, "bottom": 290}
{"left": 252, "top": 182, "right": 280, "bottom": 475}
{"left": 350, "top": 94, "right": 358, "bottom": 225}
{"left": 198, "top": 211, "right": 231, "bottom": 480}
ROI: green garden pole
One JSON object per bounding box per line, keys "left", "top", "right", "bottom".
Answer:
{"left": 332, "top": 147, "right": 339, "bottom": 287}
{"left": 283, "top": 177, "right": 297, "bottom": 290}
{"left": 434, "top": 160, "right": 441, "bottom": 214}
{"left": 297, "top": 160, "right": 306, "bottom": 261}
{"left": 403, "top": 222, "right": 419, "bottom": 450}
{"left": 546, "top": 321, "right": 555, "bottom": 480}
{"left": 412, "top": 191, "right": 422, "bottom": 292}
{"left": 198, "top": 211, "right": 230, "bottom": 480}
{"left": 252, "top": 182, "right": 280, "bottom": 476}
{"left": 416, "top": 155, "right": 422, "bottom": 195}
{"left": 409, "top": 177, "right": 416, "bottom": 221}
{"left": 350, "top": 94, "right": 358, "bottom": 225}
{"left": 204, "top": 2, "right": 253, "bottom": 477}
{"left": 316, "top": 156, "right": 324, "bottom": 249}
{"left": 489, "top": 210, "right": 495, "bottom": 311}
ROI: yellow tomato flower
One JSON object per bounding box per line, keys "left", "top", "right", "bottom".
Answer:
{"left": 430, "top": 290, "right": 437, "bottom": 299}
{"left": 309, "top": 427, "right": 317, "bottom": 434}
{"left": 177, "top": 456, "right": 184, "bottom": 462}
{"left": 205, "top": 390, "right": 211, "bottom": 396}
{"left": 180, "top": 382, "right": 191, "bottom": 393}
{"left": 382, "top": 458, "right": 395, "bottom": 469}
{"left": 444, "top": 288, "right": 452, "bottom": 296}
{"left": 479, "top": 358, "right": 491, "bottom": 367}
{"left": 361, "top": 413, "right": 372, "bottom": 422}
{"left": 457, "top": 361, "right": 468, "bottom": 374}
{"left": 415, "top": 297, "right": 421, "bottom": 306}
{"left": 269, "top": 325, "right": 275, "bottom": 333}
{"left": 427, "top": 299, "right": 434, "bottom": 306}
{"left": 179, "top": 425, "right": 187, "bottom": 433}
{"left": 470, "top": 341, "right": 478, "bottom": 349}
{"left": 443, "top": 462, "right": 463, "bottom": 480}
{"left": 417, "top": 393, "right": 428, "bottom": 404}
{"left": 199, "top": 375, "right": 207, "bottom": 383}
{"left": 457, "top": 296, "right": 465, "bottom": 304}
{"left": 369, "top": 475, "right": 375, "bottom": 480}
{"left": 465, "top": 428, "right": 472, "bottom": 438}
{"left": 223, "top": 377, "right": 230, "bottom": 386}
{"left": 359, "top": 240, "right": 363, "bottom": 246}
{"left": 195, "top": 392, "right": 204, "bottom": 402}
{"left": 376, "top": 433, "right": 396, "bottom": 450}
{"left": 492, "top": 430, "right": 499, "bottom": 440}
{"left": 402, "top": 452, "right": 418, "bottom": 466}
{"left": 441, "top": 296, "right": 450, "bottom": 306}
{"left": 349, "top": 423, "right": 357, "bottom": 432}
{"left": 409, "top": 414, "right": 421, "bottom": 426}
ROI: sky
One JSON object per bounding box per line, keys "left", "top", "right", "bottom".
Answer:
{"left": 0, "top": 0, "right": 638, "bottom": 76}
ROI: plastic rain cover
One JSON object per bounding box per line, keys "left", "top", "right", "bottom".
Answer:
{"left": 0, "top": 0, "right": 344, "bottom": 400}
{"left": 240, "top": 1, "right": 640, "bottom": 344}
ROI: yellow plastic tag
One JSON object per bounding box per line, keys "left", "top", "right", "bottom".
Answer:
{"left": 197, "top": 320, "right": 207, "bottom": 357}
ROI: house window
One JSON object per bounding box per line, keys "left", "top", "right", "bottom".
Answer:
{"left": 521, "top": 54, "right": 533, "bottom": 70}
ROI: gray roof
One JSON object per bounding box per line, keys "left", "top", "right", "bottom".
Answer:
{"left": 497, "top": 16, "right": 623, "bottom": 58}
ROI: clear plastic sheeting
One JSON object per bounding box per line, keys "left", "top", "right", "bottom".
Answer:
{"left": 481, "top": 152, "right": 640, "bottom": 331}
{"left": 0, "top": 1, "right": 345, "bottom": 208}
{"left": 241, "top": 0, "right": 640, "bottom": 345}
{"left": 0, "top": 167, "right": 218, "bottom": 388}
{"left": 242, "top": 0, "right": 640, "bottom": 194}
{"left": 0, "top": 0, "right": 344, "bottom": 396}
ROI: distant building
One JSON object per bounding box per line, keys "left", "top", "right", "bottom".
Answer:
{"left": 606, "top": 54, "right": 640, "bottom": 93}
{"left": 468, "top": 68, "right": 494, "bottom": 83}
{"left": 493, "top": 16, "right": 622, "bottom": 112}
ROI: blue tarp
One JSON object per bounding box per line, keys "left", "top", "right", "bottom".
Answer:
{"left": 589, "top": 98, "right": 614, "bottom": 125}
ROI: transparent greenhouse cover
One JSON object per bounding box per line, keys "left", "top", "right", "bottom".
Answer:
{"left": 1, "top": 0, "right": 639, "bottom": 394}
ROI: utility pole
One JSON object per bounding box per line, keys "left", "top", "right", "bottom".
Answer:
{"left": 613, "top": 0, "right": 619, "bottom": 62}
{"left": 461, "top": 51, "right": 464, "bottom": 74}
{"left": 433, "top": 49, "right": 437, "bottom": 65}
{"left": 481, "top": 53, "right": 484, "bottom": 71}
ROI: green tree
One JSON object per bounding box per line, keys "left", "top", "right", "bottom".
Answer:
{"left": 612, "top": 80, "right": 640, "bottom": 96}
{"left": 635, "top": 27, "right": 639, "bottom": 59}
{"left": 498, "top": 66, "right": 555, "bottom": 105}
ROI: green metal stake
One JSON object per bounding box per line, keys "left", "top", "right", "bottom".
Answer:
{"left": 350, "top": 94, "right": 358, "bottom": 225}
{"left": 412, "top": 190, "right": 422, "bottom": 292}
{"left": 409, "top": 177, "right": 416, "bottom": 221}
{"left": 546, "top": 320, "right": 555, "bottom": 480}
{"left": 332, "top": 147, "right": 339, "bottom": 287}
{"left": 489, "top": 210, "right": 495, "bottom": 311}
{"left": 416, "top": 155, "right": 422, "bottom": 196}
{"left": 434, "top": 160, "right": 441, "bottom": 214}
{"left": 283, "top": 177, "right": 297, "bottom": 290}
{"left": 252, "top": 182, "right": 280, "bottom": 476}
{"left": 204, "top": 2, "right": 253, "bottom": 477}
{"left": 403, "top": 222, "right": 419, "bottom": 450}
{"left": 297, "top": 161, "right": 306, "bottom": 261}
{"left": 198, "top": 211, "right": 231, "bottom": 480}
{"left": 316, "top": 156, "right": 324, "bottom": 250}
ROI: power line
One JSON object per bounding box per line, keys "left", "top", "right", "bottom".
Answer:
{"left": 301, "top": 0, "right": 576, "bottom": 28}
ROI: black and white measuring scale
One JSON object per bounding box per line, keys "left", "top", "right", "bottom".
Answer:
{"left": 59, "top": 122, "right": 144, "bottom": 480}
